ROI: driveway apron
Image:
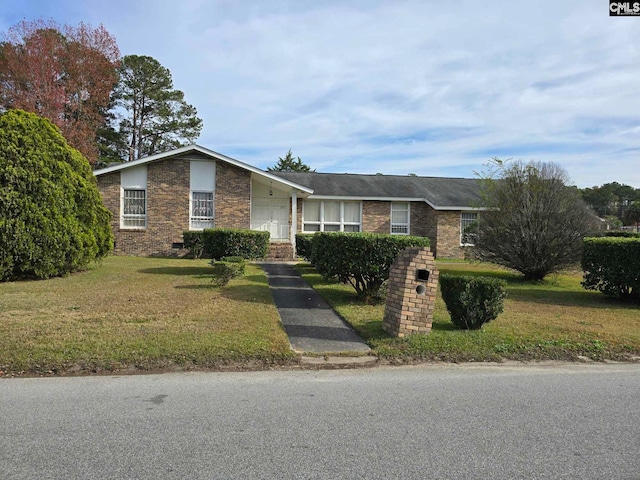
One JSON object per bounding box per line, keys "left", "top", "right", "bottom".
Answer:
{"left": 259, "top": 263, "right": 371, "bottom": 354}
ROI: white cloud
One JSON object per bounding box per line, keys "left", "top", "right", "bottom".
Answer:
{"left": 2, "top": 0, "right": 640, "bottom": 187}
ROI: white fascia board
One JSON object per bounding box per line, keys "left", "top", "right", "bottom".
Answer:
{"left": 93, "top": 144, "right": 314, "bottom": 194}
{"left": 434, "top": 206, "right": 489, "bottom": 211}
{"left": 307, "top": 195, "right": 486, "bottom": 211}
{"left": 421, "top": 197, "right": 486, "bottom": 211}
{"left": 251, "top": 171, "right": 314, "bottom": 194}
{"left": 307, "top": 195, "right": 425, "bottom": 202}
{"left": 93, "top": 144, "right": 200, "bottom": 175}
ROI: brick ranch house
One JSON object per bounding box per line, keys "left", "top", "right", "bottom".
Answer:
{"left": 93, "top": 145, "right": 484, "bottom": 259}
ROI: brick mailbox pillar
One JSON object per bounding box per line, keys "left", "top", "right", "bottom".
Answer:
{"left": 382, "top": 247, "right": 439, "bottom": 337}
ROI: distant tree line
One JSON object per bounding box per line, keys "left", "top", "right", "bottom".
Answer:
{"left": 579, "top": 182, "right": 640, "bottom": 228}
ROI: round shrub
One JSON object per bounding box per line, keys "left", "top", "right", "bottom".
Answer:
{"left": 0, "top": 110, "right": 113, "bottom": 281}
{"left": 209, "top": 257, "right": 245, "bottom": 286}
{"left": 439, "top": 274, "right": 507, "bottom": 330}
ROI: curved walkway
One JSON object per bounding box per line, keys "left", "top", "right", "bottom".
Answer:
{"left": 259, "top": 263, "right": 371, "bottom": 355}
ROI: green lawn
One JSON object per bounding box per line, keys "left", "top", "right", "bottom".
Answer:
{"left": 0, "top": 256, "right": 294, "bottom": 376}
{"left": 2, "top": 257, "right": 638, "bottom": 376}
{"left": 297, "top": 261, "right": 640, "bottom": 362}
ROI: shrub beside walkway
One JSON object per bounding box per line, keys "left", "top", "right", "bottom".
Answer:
{"left": 259, "top": 263, "right": 371, "bottom": 355}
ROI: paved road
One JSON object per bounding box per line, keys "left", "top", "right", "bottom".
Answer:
{"left": 2, "top": 363, "right": 639, "bottom": 479}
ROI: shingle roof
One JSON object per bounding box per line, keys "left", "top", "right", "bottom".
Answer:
{"left": 272, "top": 172, "right": 483, "bottom": 209}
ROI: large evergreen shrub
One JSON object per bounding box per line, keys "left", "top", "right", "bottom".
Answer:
{"left": 439, "top": 274, "right": 507, "bottom": 330}
{"left": 0, "top": 110, "right": 113, "bottom": 281}
{"left": 582, "top": 237, "right": 640, "bottom": 301}
{"left": 309, "top": 232, "right": 430, "bottom": 301}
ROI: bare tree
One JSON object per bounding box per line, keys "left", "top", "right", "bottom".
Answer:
{"left": 471, "top": 159, "right": 597, "bottom": 281}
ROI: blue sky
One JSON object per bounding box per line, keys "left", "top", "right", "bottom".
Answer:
{"left": 2, "top": 0, "right": 639, "bottom": 187}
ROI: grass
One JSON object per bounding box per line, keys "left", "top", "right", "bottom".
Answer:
{"left": 0, "top": 257, "right": 295, "bottom": 376}
{"left": 3, "top": 257, "right": 639, "bottom": 376}
{"left": 296, "top": 261, "right": 640, "bottom": 363}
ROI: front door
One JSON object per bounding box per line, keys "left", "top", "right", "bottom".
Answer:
{"left": 252, "top": 198, "right": 290, "bottom": 241}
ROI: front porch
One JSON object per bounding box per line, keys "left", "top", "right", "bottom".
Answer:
{"left": 250, "top": 176, "right": 301, "bottom": 250}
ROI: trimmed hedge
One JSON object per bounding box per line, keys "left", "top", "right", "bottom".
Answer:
{"left": 183, "top": 228, "right": 269, "bottom": 259}
{"left": 309, "top": 232, "right": 430, "bottom": 302}
{"left": 439, "top": 274, "right": 507, "bottom": 330}
{"left": 582, "top": 237, "right": 640, "bottom": 301}
{"left": 603, "top": 231, "right": 640, "bottom": 238}
{"left": 183, "top": 231, "right": 205, "bottom": 258}
{"left": 295, "top": 233, "right": 315, "bottom": 260}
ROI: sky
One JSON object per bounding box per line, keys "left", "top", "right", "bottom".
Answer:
{"left": 1, "top": 0, "right": 639, "bottom": 188}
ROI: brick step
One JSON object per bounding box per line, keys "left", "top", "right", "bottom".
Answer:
{"left": 264, "top": 242, "right": 294, "bottom": 261}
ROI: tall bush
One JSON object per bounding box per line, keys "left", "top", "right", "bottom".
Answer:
{"left": 439, "top": 274, "right": 507, "bottom": 330}
{"left": 310, "top": 232, "right": 430, "bottom": 301}
{"left": 0, "top": 110, "right": 113, "bottom": 281}
{"left": 202, "top": 228, "right": 269, "bottom": 260}
{"left": 582, "top": 237, "right": 640, "bottom": 301}
{"left": 472, "top": 159, "right": 597, "bottom": 280}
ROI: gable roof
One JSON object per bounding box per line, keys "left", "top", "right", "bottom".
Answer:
{"left": 92, "top": 144, "right": 313, "bottom": 194}
{"left": 272, "top": 172, "right": 483, "bottom": 210}
{"left": 93, "top": 145, "right": 483, "bottom": 210}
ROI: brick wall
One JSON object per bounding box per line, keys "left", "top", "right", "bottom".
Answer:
{"left": 97, "top": 170, "right": 121, "bottom": 250}
{"left": 296, "top": 201, "right": 303, "bottom": 233}
{"left": 96, "top": 158, "right": 251, "bottom": 256}
{"left": 436, "top": 210, "right": 465, "bottom": 259}
{"left": 362, "top": 201, "right": 390, "bottom": 233}
{"left": 215, "top": 163, "right": 251, "bottom": 228}
{"left": 409, "top": 202, "right": 434, "bottom": 238}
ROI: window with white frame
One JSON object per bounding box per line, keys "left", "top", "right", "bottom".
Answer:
{"left": 121, "top": 165, "right": 147, "bottom": 229}
{"left": 391, "top": 202, "right": 409, "bottom": 234}
{"left": 302, "top": 200, "right": 361, "bottom": 232}
{"left": 122, "top": 189, "right": 146, "bottom": 228}
{"left": 343, "top": 202, "right": 361, "bottom": 232}
{"left": 190, "top": 160, "right": 215, "bottom": 230}
{"left": 191, "top": 191, "right": 214, "bottom": 229}
{"left": 460, "top": 212, "right": 479, "bottom": 245}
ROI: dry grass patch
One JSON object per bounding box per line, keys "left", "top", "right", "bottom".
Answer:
{"left": 297, "top": 261, "right": 640, "bottom": 362}
{"left": 0, "top": 257, "right": 294, "bottom": 375}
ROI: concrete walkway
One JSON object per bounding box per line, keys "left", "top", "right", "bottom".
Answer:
{"left": 259, "top": 263, "right": 371, "bottom": 355}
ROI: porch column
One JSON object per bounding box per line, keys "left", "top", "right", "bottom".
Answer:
{"left": 291, "top": 191, "right": 297, "bottom": 247}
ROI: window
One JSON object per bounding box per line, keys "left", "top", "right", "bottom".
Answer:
{"left": 191, "top": 191, "right": 214, "bottom": 229}
{"left": 303, "top": 200, "right": 361, "bottom": 232}
{"left": 121, "top": 165, "right": 147, "bottom": 229}
{"left": 343, "top": 202, "right": 361, "bottom": 232}
{"left": 391, "top": 202, "right": 409, "bottom": 234}
{"left": 460, "top": 212, "right": 479, "bottom": 245}
{"left": 323, "top": 201, "right": 341, "bottom": 231}
{"left": 122, "top": 189, "right": 146, "bottom": 228}
{"left": 190, "top": 160, "right": 215, "bottom": 230}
